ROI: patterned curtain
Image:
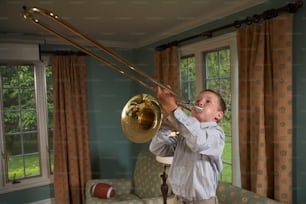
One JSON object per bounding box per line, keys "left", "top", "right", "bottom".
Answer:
{"left": 154, "top": 46, "right": 180, "bottom": 94}
{"left": 51, "top": 55, "right": 92, "bottom": 204}
{"left": 237, "top": 14, "right": 293, "bottom": 203}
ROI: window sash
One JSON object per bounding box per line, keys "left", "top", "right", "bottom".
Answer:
{"left": 0, "top": 62, "right": 53, "bottom": 193}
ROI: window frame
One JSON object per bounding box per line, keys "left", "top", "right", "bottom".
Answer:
{"left": 0, "top": 58, "right": 53, "bottom": 193}
{"left": 179, "top": 32, "right": 241, "bottom": 186}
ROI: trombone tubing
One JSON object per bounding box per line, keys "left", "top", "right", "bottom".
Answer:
{"left": 22, "top": 6, "right": 182, "bottom": 99}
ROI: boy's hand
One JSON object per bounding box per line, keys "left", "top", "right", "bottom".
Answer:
{"left": 154, "top": 86, "right": 178, "bottom": 116}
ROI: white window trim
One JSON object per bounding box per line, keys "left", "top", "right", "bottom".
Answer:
{"left": 179, "top": 32, "right": 241, "bottom": 186}
{"left": 0, "top": 59, "right": 53, "bottom": 194}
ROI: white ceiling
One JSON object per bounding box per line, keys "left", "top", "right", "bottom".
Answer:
{"left": 0, "top": 0, "right": 267, "bottom": 48}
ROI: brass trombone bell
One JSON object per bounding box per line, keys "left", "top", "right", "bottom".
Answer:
{"left": 121, "top": 94, "right": 162, "bottom": 143}
{"left": 22, "top": 6, "right": 193, "bottom": 143}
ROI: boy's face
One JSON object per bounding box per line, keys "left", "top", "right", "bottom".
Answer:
{"left": 191, "top": 91, "right": 224, "bottom": 122}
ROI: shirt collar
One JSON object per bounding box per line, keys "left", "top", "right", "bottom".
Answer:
{"left": 200, "top": 121, "right": 218, "bottom": 128}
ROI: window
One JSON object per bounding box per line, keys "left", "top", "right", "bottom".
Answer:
{"left": 179, "top": 32, "right": 241, "bottom": 186}
{"left": 0, "top": 61, "right": 53, "bottom": 192}
{"left": 180, "top": 55, "right": 196, "bottom": 101}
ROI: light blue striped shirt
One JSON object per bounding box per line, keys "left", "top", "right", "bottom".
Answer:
{"left": 149, "top": 108, "right": 225, "bottom": 201}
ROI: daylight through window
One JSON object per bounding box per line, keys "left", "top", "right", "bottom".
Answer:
{"left": 0, "top": 63, "right": 53, "bottom": 192}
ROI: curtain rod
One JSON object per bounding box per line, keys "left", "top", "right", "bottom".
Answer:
{"left": 155, "top": 0, "right": 303, "bottom": 51}
{"left": 40, "top": 50, "right": 87, "bottom": 56}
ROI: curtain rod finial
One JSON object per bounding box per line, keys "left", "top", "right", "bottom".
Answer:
{"left": 287, "top": 0, "right": 303, "bottom": 13}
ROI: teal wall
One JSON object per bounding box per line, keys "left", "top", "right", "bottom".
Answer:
{"left": 0, "top": 184, "right": 54, "bottom": 203}
{"left": 1, "top": 0, "right": 306, "bottom": 203}
{"left": 86, "top": 47, "right": 152, "bottom": 179}
{"left": 292, "top": 2, "right": 306, "bottom": 203}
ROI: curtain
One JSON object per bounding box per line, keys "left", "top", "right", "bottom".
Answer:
{"left": 237, "top": 14, "right": 293, "bottom": 203}
{"left": 51, "top": 55, "right": 92, "bottom": 204}
{"left": 154, "top": 46, "right": 180, "bottom": 94}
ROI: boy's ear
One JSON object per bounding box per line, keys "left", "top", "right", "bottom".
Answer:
{"left": 215, "top": 111, "right": 224, "bottom": 121}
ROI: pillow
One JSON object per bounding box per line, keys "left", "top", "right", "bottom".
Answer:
{"left": 91, "top": 183, "right": 115, "bottom": 199}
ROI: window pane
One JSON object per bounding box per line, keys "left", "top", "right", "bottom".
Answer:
{"left": 206, "top": 79, "right": 218, "bottom": 90}
{"left": 180, "top": 64, "right": 189, "bottom": 81}
{"left": 49, "top": 129, "right": 54, "bottom": 173}
{"left": 1, "top": 66, "right": 18, "bottom": 88}
{"left": 221, "top": 164, "right": 232, "bottom": 183}
{"left": 24, "top": 133, "right": 38, "bottom": 154}
{"left": 181, "top": 83, "right": 188, "bottom": 97}
{"left": 222, "top": 111, "right": 232, "bottom": 135}
{"left": 24, "top": 154, "right": 40, "bottom": 177}
{"left": 219, "top": 79, "right": 231, "bottom": 105}
{"left": 5, "top": 134, "right": 22, "bottom": 155}
{"left": 3, "top": 111, "right": 20, "bottom": 133}
{"left": 21, "top": 110, "right": 37, "bottom": 131}
{"left": 219, "top": 49, "right": 230, "bottom": 77}
{"left": 206, "top": 52, "right": 219, "bottom": 78}
{"left": 20, "top": 88, "right": 36, "bottom": 109}
{"left": 19, "top": 66, "right": 35, "bottom": 87}
{"left": 47, "top": 110, "right": 52, "bottom": 128}
{"left": 222, "top": 136, "right": 232, "bottom": 166}
{"left": 180, "top": 55, "right": 196, "bottom": 102}
{"left": 2, "top": 88, "right": 19, "bottom": 110}
{"left": 180, "top": 55, "right": 195, "bottom": 79}
{"left": 7, "top": 156, "right": 23, "bottom": 180}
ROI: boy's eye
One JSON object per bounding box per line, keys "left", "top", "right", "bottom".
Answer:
{"left": 206, "top": 99, "right": 211, "bottom": 104}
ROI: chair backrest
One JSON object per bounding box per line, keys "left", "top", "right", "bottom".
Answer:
{"left": 133, "top": 151, "right": 171, "bottom": 198}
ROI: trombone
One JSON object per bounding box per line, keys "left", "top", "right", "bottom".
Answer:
{"left": 22, "top": 6, "right": 200, "bottom": 143}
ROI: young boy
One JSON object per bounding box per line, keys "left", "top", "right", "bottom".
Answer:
{"left": 150, "top": 86, "right": 226, "bottom": 204}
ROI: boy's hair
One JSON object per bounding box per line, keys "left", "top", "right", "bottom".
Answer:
{"left": 201, "top": 89, "right": 227, "bottom": 113}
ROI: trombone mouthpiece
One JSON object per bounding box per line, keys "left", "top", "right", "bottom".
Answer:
{"left": 193, "top": 105, "right": 203, "bottom": 113}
